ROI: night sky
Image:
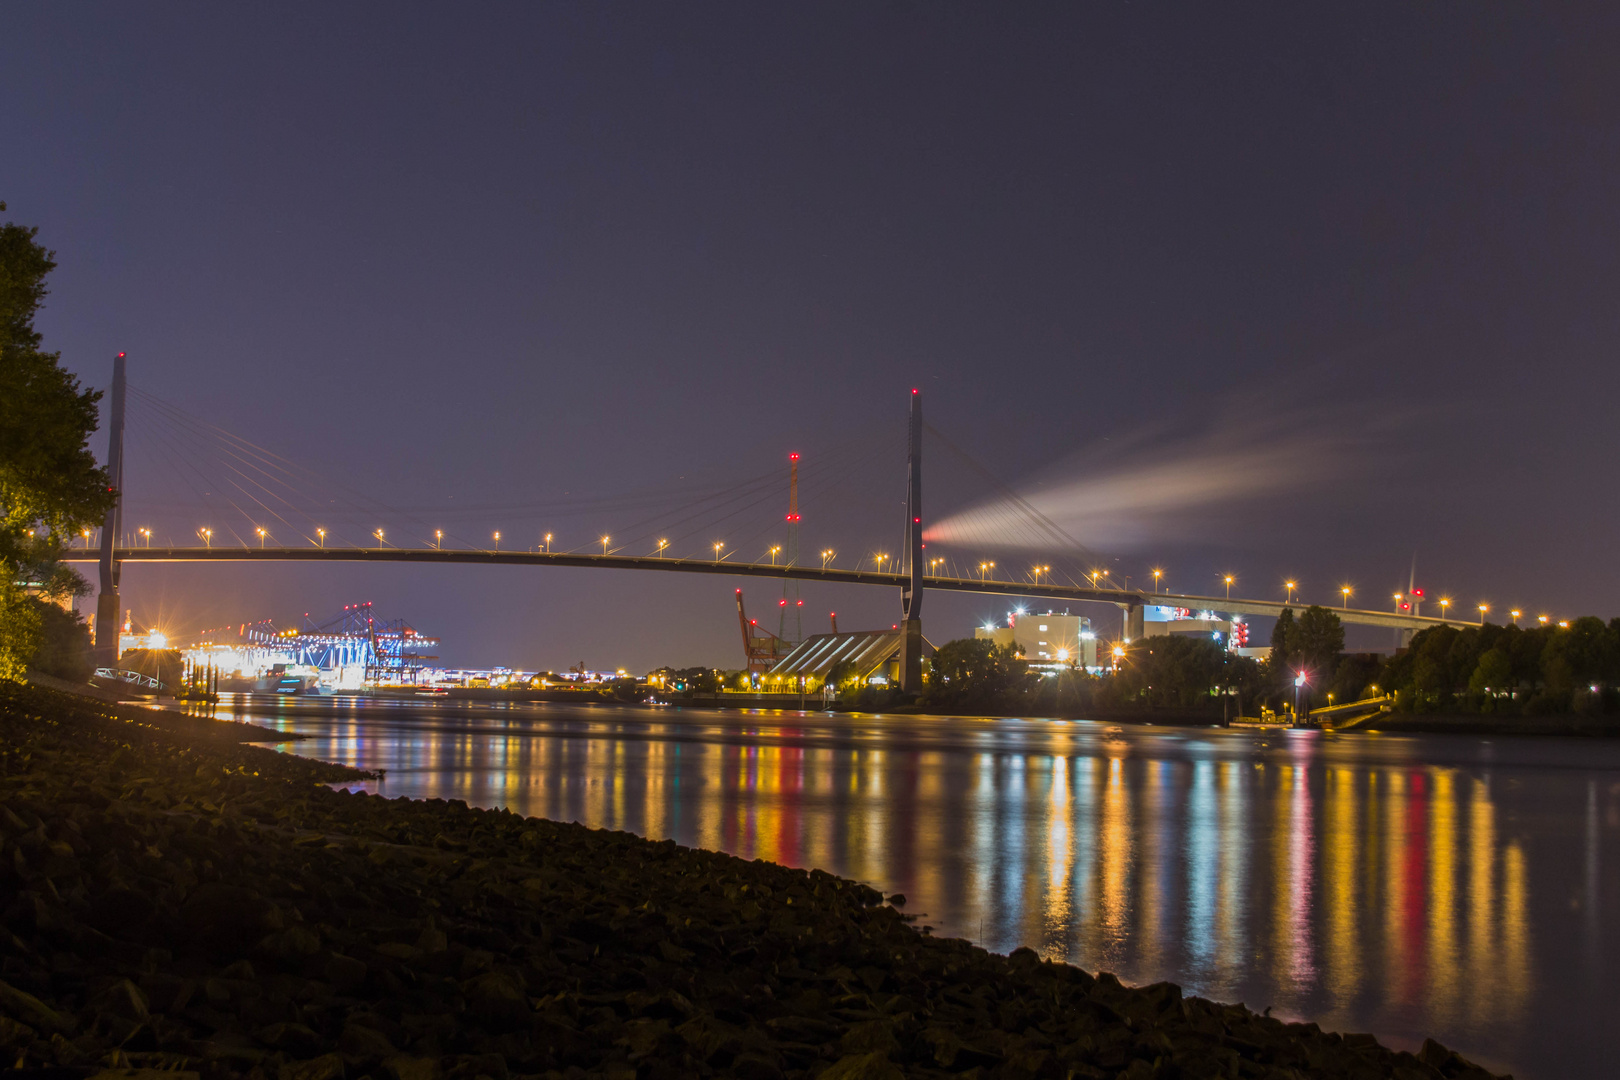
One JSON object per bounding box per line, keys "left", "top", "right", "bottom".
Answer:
{"left": 4, "top": 4, "right": 1618, "bottom": 670}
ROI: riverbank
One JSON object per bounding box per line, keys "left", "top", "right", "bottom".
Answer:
{"left": 0, "top": 683, "right": 1503, "bottom": 1080}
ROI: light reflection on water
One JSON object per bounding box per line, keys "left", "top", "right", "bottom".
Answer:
{"left": 190, "top": 697, "right": 1620, "bottom": 1079}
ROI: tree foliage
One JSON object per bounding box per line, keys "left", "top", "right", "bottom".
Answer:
{"left": 924, "top": 638, "right": 1035, "bottom": 711}
{"left": 1378, "top": 617, "right": 1620, "bottom": 715}
{"left": 0, "top": 202, "right": 114, "bottom": 679}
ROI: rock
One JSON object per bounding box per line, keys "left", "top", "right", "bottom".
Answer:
{"left": 816, "top": 1051, "right": 906, "bottom": 1080}
{"left": 383, "top": 1054, "right": 442, "bottom": 1080}
{"left": 180, "top": 883, "right": 283, "bottom": 953}
{"left": 0, "top": 977, "right": 71, "bottom": 1033}
{"left": 280, "top": 1053, "right": 345, "bottom": 1080}
{"left": 337, "top": 1022, "right": 398, "bottom": 1066}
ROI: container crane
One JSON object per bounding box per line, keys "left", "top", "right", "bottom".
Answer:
{"left": 736, "top": 588, "right": 790, "bottom": 674}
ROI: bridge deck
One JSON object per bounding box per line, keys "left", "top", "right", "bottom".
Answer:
{"left": 70, "top": 547, "right": 1470, "bottom": 632}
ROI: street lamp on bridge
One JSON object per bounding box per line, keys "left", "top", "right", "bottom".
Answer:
{"left": 769, "top": 545, "right": 781, "bottom": 565}
{"left": 1341, "top": 585, "right": 1352, "bottom": 609}
{"left": 257, "top": 527, "right": 268, "bottom": 549}
{"left": 1285, "top": 580, "right": 1296, "bottom": 605}
{"left": 492, "top": 531, "right": 500, "bottom": 551}
{"left": 714, "top": 541, "right": 726, "bottom": 561}
{"left": 374, "top": 529, "right": 385, "bottom": 550}
{"left": 543, "top": 533, "right": 552, "bottom": 553}
{"left": 431, "top": 529, "right": 439, "bottom": 549}
{"left": 1478, "top": 603, "right": 1489, "bottom": 624}
{"left": 821, "top": 549, "right": 835, "bottom": 569}
{"left": 1510, "top": 609, "right": 1521, "bottom": 625}
{"left": 1223, "top": 574, "right": 1234, "bottom": 600}
{"left": 198, "top": 527, "right": 212, "bottom": 548}
{"left": 979, "top": 560, "right": 994, "bottom": 581}
{"left": 317, "top": 528, "right": 326, "bottom": 548}
{"left": 1152, "top": 568, "right": 1163, "bottom": 593}
{"left": 657, "top": 538, "right": 669, "bottom": 557}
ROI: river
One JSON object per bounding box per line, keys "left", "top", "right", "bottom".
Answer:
{"left": 193, "top": 696, "right": 1620, "bottom": 1078}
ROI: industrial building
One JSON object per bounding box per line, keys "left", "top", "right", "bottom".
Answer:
{"left": 975, "top": 610, "right": 1097, "bottom": 671}
{"left": 763, "top": 628, "right": 935, "bottom": 692}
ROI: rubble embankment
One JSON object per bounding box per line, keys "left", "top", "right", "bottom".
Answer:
{"left": 0, "top": 684, "right": 1505, "bottom": 1080}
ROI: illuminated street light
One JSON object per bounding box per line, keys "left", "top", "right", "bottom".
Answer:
{"left": 543, "top": 532, "right": 553, "bottom": 553}
{"left": 1510, "top": 609, "right": 1521, "bottom": 624}
{"left": 1439, "top": 597, "right": 1451, "bottom": 619}
{"left": 1152, "top": 568, "right": 1163, "bottom": 593}
{"left": 980, "top": 560, "right": 994, "bottom": 581}
{"left": 1294, "top": 670, "right": 1308, "bottom": 718}
{"left": 1478, "top": 603, "right": 1489, "bottom": 624}
{"left": 1341, "top": 585, "right": 1352, "bottom": 609}
{"left": 657, "top": 538, "right": 669, "bottom": 557}
{"left": 821, "top": 548, "right": 835, "bottom": 569}
{"left": 1285, "top": 580, "right": 1297, "bottom": 605}
{"left": 1538, "top": 615, "right": 1549, "bottom": 625}
{"left": 1223, "top": 574, "right": 1234, "bottom": 600}
{"left": 601, "top": 535, "right": 611, "bottom": 555}
{"left": 714, "top": 541, "right": 726, "bottom": 561}
{"left": 1558, "top": 620, "right": 1569, "bottom": 629}
{"left": 139, "top": 527, "right": 151, "bottom": 547}
{"left": 769, "top": 545, "right": 781, "bottom": 565}
{"left": 432, "top": 529, "right": 440, "bottom": 549}
{"left": 257, "top": 527, "right": 268, "bottom": 549}
{"left": 875, "top": 552, "right": 889, "bottom": 572}
{"left": 491, "top": 531, "right": 500, "bottom": 551}
{"left": 198, "top": 527, "right": 212, "bottom": 548}
{"left": 317, "top": 528, "right": 326, "bottom": 548}
{"left": 375, "top": 528, "right": 385, "bottom": 550}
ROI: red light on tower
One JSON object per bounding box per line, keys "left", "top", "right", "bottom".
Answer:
{"left": 1412, "top": 588, "right": 1425, "bottom": 597}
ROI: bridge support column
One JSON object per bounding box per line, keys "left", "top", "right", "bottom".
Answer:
{"left": 899, "top": 390, "right": 924, "bottom": 694}
{"left": 898, "top": 618, "right": 923, "bottom": 695}
{"left": 1121, "top": 603, "right": 1144, "bottom": 643}
{"left": 95, "top": 352, "right": 126, "bottom": 669}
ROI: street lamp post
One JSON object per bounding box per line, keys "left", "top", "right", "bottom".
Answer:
{"left": 1478, "top": 604, "right": 1489, "bottom": 624}
{"left": 543, "top": 533, "right": 552, "bottom": 553}
{"left": 317, "top": 528, "right": 326, "bottom": 548}
{"left": 375, "top": 529, "right": 385, "bottom": 550}
{"left": 432, "top": 529, "right": 440, "bottom": 549}
{"left": 257, "top": 527, "right": 267, "bottom": 549}
{"left": 198, "top": 527, "right": 212, "bottom": 548}
{"left": 1510, "top": 609, "right": 1521, "bottom": 625}
{"left": 1294, "top": 671, "right": 1307, "bottom": 720}
{"left": 1152, "top": 568, "right": 1163, "bottom": 593}
{"left": 1285, "top": 580, "right": 1296, "bottom": 605}
{"left": 714, "top": 541, "right": 725, "bottom": 561}
{"left": 139, "top": 528, "right": 151, "bottom": 547}
{"left": 1223, "top": 575, "right": 1234, "bottom": 600}
{"left": 1440, "top": 598, "right": 1451, "bottom": 619}
{"left": 657, "top": 538, "right": 669, "bottom": 557}
{"left": 1341, "top": 585, "right": 1352, "bottom": 609}
{"left": 601, "top": 535, "right": 610, "bottom": 555}
{"left": 769, "top": 545, "right": 781, "bottom": 565}
{"left": 821, "top": 549, "right": 834, "bottom": 569}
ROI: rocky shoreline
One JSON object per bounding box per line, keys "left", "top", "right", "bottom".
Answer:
{"left": 0, "top": 683, "right": 1505, "bottom": 1079}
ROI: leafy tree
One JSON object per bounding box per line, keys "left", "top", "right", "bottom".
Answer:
{"left": 1293, "top": 606, "right": 1345, "bottom": 672}
{"left": 23, "top": 596, "right": 93, "bottom": 682}
{"left": 0, "top": 202, "right": 114, "bottom": 679}
{"left": 1469, "top": 648, "right": 1513, "bottom": 695}
{"left": 1269, "top": 608, "right": 1297, "bottom": 669}
{"left": 924, "top": 638, "right": 1033, "bottom": 711}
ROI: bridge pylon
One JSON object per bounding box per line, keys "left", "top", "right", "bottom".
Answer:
{"left": 899, "top": 389, "right": 924, "bottom": 693}
{"left": 94, "top": 352, "right": 126, "bottom": 668}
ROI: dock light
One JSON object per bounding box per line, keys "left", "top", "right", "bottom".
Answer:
{"left": 257, "top": 527, "right": 268, "bottom": 548}
{"left": 1342, "top": 585, "right": 1352, "bottom": 609}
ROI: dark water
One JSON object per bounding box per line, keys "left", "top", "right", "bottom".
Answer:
{"left": 193, "top": 697, "right": 1620, "bottom": 1078}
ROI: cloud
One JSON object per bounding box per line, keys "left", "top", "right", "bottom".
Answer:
{"left": 925, "top": 402, "right": 1373, "bottom": 552}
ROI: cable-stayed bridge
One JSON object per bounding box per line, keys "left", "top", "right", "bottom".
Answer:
{"left": 72, "top": 355, "right": 1474, "bottom": 686}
